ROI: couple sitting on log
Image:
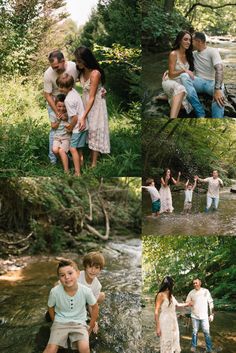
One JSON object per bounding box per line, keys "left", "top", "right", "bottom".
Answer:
{"left": 161, "top": 31, "right": 225, "bottom": 118}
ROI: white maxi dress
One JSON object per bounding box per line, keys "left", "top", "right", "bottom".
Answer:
{"left": 159, "top": 296, "right": 181, "bottom": 353}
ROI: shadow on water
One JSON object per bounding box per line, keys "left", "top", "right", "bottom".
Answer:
{"left": 143, "top": 189, "right": 236, "bottom": 236}
{"left": 142, "top": 295, "right": 236, "bottom": 353}
{"left": 0, "top": 239, "right": 142, "bottom": 353}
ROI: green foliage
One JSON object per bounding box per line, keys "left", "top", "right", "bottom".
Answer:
{"left": 142, "top": 1, "right": 192, "bottom": 52}
{"left": 93, "top": 43, "right": 141, "bottom": 104}
{"left": 0, "top": 78, "right": 141, "bottom": 177}
{"left": 142, "top": 118, "right": 236, "bottom": 182}
{"left": 0, "top": 0, "right": 68, "bottom": 75}
{"left": 142, "top": 0, "right": 236, "bottom": 52}
{"left": 0, "top": 177, "right": 141, "bottom": 254}
{"left": 175, "top": 0, "right": 236, "bottom": 35}
{"left": 143, "top": 236, "right": 236, "bottom": 309}
{"left": 78, "top": 0, "right": 141, "bottom": 48}
{"left": 68, "top": 0, "right": 141, "bottom": 105}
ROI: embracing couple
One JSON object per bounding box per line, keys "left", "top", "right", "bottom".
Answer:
{"left": 162, "top": 31, "right": 225, "bottom": 118}
{"left": 155, "top": 276, "right": 214, "bottom": 353}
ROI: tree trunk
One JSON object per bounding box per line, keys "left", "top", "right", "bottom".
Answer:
{"left": 164, "top": 0, "right": 175, "bottom": 12}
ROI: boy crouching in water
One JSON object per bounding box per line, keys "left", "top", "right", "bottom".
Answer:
{"left": 142, "top": 178, "right": 161, "bottom": 217}
{"left": 43, "top": 259, "right": 98, "bottom": 353}
{"left": 56, "top": 73, "right": 88, "bottom": 176}
{"left": 79, "top": 252, "right": 105, "bottom": 333}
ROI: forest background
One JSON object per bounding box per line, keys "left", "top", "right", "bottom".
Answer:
{"left": 0, "top": 0, "right": 141, "bottom": 177}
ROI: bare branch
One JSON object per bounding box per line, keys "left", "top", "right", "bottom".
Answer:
{"left": 85, "top": 189, "right": 93, "bottom": 222}
{"left": 84, "top": 196, "right": 110, "bottom": 240}
{"left": 0, "top": 232, "right": 33, "bottom": 245}
{"left": 185, "top": 2, "right": 236, "bottom": 18}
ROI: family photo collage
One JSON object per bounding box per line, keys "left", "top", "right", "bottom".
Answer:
{"left": 0, "top": 1, "right": 236, "bottom": 353}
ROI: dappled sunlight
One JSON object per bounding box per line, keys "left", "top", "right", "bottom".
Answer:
{"left": 0, "top": 269, "right": 24, "bottom": 282}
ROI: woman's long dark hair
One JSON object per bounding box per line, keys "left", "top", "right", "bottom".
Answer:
{"left": 74, "top": 46, "right": 105, "bottom": 85}
{"left": 172, "top": 31, "right": 194, "bottom": 72}
{"left": 156, "top": 276, "right": 174, "bottom": 305}
{"left": 162, "top": 168, "right": 172, "bottom": 185}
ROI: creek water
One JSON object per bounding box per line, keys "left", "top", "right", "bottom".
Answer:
{"left": 142, "top": 40, "right": 236, "bottom": 93}
{"left": 0, "top": 238, "right": 141, "bottom": 353}
{"left": 142, "top": 295, "right": 236, "bottom": 353}
{"left": 143, "top": 188, "right": 236, "bottom": 236}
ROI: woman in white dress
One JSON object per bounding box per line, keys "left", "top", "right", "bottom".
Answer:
{"left": 160, "top": 169, "right": 181, "bottom": 213}
{"left": 74, "top": 47, "right": 110, "bottom": 167}
{"left": 155, "top": 276, "right": 191, "bottom": 353}
{"left": 162, "top": 31, "right": 194, "bottom": 118}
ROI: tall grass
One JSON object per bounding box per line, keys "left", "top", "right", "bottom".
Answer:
{"left": 0, "top": 76, "right": 141, "bottom": 177}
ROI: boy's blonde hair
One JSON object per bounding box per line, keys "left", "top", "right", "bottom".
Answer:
{"left": 56, "top": 73, "right": 74, "bottom": 89}
{"left": 57, "top": 259, "right": 78, "bottom": 275}
{"left": 83, "top": 252, "right": 105, "bottom": 270}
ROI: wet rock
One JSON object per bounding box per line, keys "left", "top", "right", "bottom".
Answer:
{"left": 98, "top": 292, "right": 142, "bottom": 353}
{"left": 34, "top": 292, "right": 142, "bottom": 353}
{"left": 230, "top": 185, "right": 236, "bottom": 193}
{"left": 143, "top": 84, "right": 236, "bottom": 118}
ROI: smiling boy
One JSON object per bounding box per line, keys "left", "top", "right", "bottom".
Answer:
{"left": 78, "top": 252, "right": 105, "bottom": 333}
{"left": 43, "top": 259, "right": 98, "bottom": 353}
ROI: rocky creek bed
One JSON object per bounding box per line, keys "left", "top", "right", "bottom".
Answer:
{"left": 0, "top": 238, "right": 142, "bottom": 353}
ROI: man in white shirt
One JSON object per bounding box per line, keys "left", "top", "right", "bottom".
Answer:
{"left": 186, "top": 278, "right": 214, "bottom": 352}
{"left": 196, "top": 170, "right": 223, "bottom": 211}
{"left": 43, "top": 50, "right": 78, "bottom": 163}
{"left": 180, "top": 32, "right": 225, "bottom": 118}
{"left": 186, "top": 278, "right": 214, "bottom": 353}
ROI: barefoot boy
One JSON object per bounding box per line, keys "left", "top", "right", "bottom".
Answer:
{"left": 183, "top": 177, "right": 197, "bottom": 213}
{"left": 56, "top": 73, "right": 88, "bottom": 176}
{"left": 78, "top": 252, "right": 105, "bottom": 333}
{"left": 142, "top": 178, "right": 161, "bottom": 217}
{"left": 51, "top": 94, "right": 71, "bottom": 173}
{"left": 43, "top": 259, "right": 98, "bottom": 353}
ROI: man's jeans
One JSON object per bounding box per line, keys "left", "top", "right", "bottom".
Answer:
{"left": 180, "top": 73, "right": 224, "bottom": 118}
{"left": 206, "top": 196, "right": 219, "bottom": 211}
{"left": 192, "top": 318, "right": 212, "bottom": 352}
{"left": 47, "top": 106, "right": 57, "bottom": 164}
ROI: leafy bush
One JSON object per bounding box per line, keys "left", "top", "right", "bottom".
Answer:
{"left": 142, "top": 3, "right": 192, "bottom": 52}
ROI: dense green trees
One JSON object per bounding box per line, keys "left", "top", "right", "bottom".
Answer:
{"left": 71, "top": 0, "right": 141, "bottom": 104}
{"left": 142, "top": 0, "right": 236, "bottom": 52}
{"left": 0, "top": 0, "right": 141, "bottom": 177}
{"left": 0, "top": 0, "right": 68, "bottom": 75}
{"left": 142, "top": 118, "right": 236, "bottom": 181}
{"left": 143, "top": 235, "right": 236, "bottom": 310}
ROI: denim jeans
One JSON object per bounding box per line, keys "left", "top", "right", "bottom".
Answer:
{"left": 192, "top": 318, "right": 212, "bottom": 352}
{"left": 180, "top": 73, "right": 224, "bottom": 118}
{"left": 47, "top": 106, "right": 57, "bottom": 164}
{"left": 206, "top": 196, "right": 219, "bottom": 211}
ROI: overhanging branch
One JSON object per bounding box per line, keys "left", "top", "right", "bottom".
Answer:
{"left": 185, "top": 2, "right": 236, "bottom": 18}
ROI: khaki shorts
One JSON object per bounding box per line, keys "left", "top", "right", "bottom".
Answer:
{"left": 48, "top": 322, "right": 89, "bottom": 349}
{"left": 184, "top": 201, "right": 192, "bottom": 211}
{"left": 53, "top": 136, "right": 70, "bottom": 153}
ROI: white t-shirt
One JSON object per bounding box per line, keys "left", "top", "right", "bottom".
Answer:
{"left": 186, "top": 287, "right": 213, "bottom": 320}
{"left": 48, "top": 283, "right": 96, "bottom": 324}
{"left": 43, "top": 61, "right": 78, "bottom": 97}
{"left": 142, "top": 186, "right": 160, "bottom": 202}
{"left": 184, "top": 189, "right": 193, "bottom": 203}
{"left": 193, "top": 47, "right": 222, "bottom": 81}
{"left": 204, "top": 177, "right": 223, "bottom": 198}
{"left": 65, "top": 88, "right": 87, "bottom": 133}
{"left": 78, "top": 270, "right": 102, "bottom": 300}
